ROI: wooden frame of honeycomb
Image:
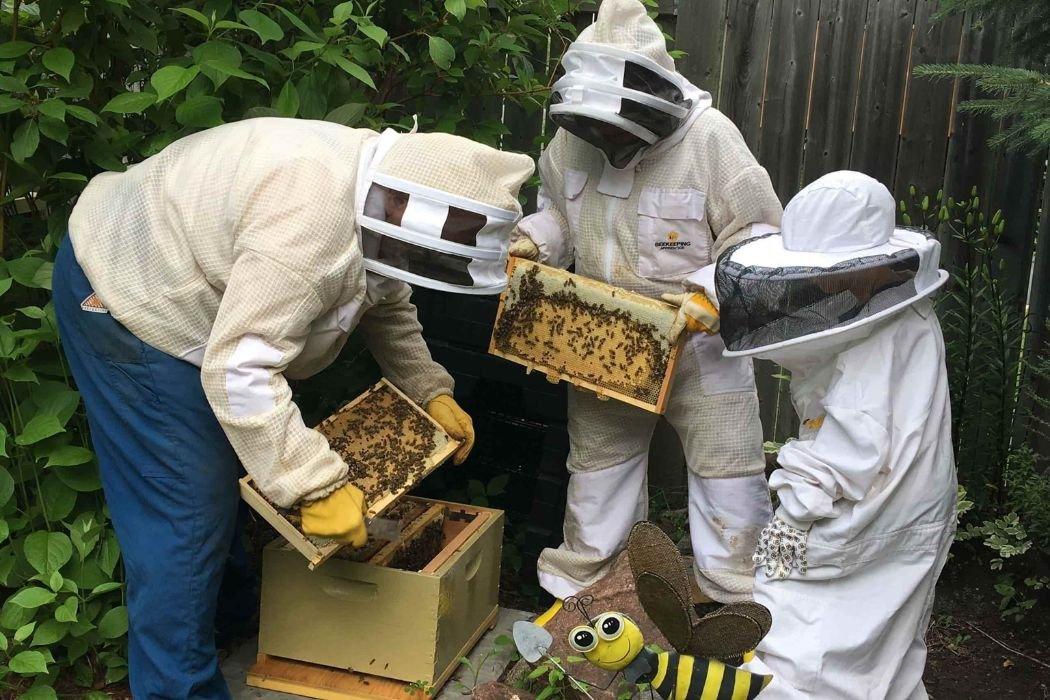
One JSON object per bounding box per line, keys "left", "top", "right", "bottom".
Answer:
{"left": 489, "top": 258, "right": 684, "bottom": 414}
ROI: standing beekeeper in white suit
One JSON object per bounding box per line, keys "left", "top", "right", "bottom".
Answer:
{"left": 716, "top": 171, "right": 957, "bottom": 698}
{"left": 510, "top": 0, "right": 783, "bottom": 608}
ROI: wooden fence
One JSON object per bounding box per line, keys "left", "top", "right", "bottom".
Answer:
{"left": 501, "top": 0, "right": 1048, "bottom": 443}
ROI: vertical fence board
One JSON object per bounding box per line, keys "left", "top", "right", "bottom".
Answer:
{"left": 718, "top": 0, "right": 775, "bottom": 149}
{"left": 758, "top": 0, "right": 820, "bottom": 198}
{"left": 675, "top": 0, "right": 728, "bottom": 101}
{"left": 892, "top": 0, "right": 963, "bottom": 203}
{"left": 849, "top": 0, "right": 918, "bottom": 185}
{"left": 800, "top": 0, "right": 868, "bottom": 188}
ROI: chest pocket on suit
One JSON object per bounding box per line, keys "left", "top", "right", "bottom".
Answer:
{"left": 636, "top": 187, "right": 711, "bottom": 279}
{"left": 563, "top": 169, "right": 589, "bottom": 232}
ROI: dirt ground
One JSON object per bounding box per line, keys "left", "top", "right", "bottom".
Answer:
{"left": 925, "top": 582, "right": 1050, "bottom": 699}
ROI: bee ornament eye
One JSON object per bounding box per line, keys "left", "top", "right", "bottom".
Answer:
{"left": 568, "top": 626, "right": 598, "bottom": 652}
{"left": 596, "top": 613, "right": 625, "bottom": 641}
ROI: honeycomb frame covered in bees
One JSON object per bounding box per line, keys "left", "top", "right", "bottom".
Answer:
{"left": 489, "top": 258, "right": 683, "bottom": 414}
{"left": 239, "top": 379, "right": 460, "bottom": 568}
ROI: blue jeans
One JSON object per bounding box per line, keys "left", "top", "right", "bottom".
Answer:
{"left": 53, "top": 240, "right": 238, "bottom": 699}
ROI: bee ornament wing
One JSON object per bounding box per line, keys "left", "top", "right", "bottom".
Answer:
{"left": 636, "top": 571, "right": 695, "bottom": 654}
{"left": 689, "top": 602, "right": 771, "bottom": 662}
{"left": 628, "top": 521, "right": 699, "bottom": 653}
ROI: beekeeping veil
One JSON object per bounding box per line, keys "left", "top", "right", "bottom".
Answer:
{"left": 716, "top": 171, "right": 949, "bottom": 358}
{"left": 549, "top": 0, "right": 711, "bottom": 196}
{"left": 356, "top": 129, "right": 534, "bottom": 294}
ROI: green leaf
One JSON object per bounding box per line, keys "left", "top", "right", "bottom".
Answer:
{"left": 44, "top": 445, "right": 93, "bottom": 467}
{"left": 31, "top": 619, "right": 67, "bottom": 646}
{"left": 359, "top": 24, "right": 388, "bottom": 47}
{"left": 42, "top": 47, "right": 74, "bottom": 80}
{"left": 445, "top": 0, "right": 467, "bottom": 20}
{"left": 0, "top": 41, "right": 35, "bottom": 59}
{"left": 331, "top": 2, "right": 355, "bottom": 24}
{"left": 52, "top": 464, "right": 101, "bottom": 493}
{"left": 271, "top": 4, "right": 323, "bottom": 42}
{"left": 24, "top": 531, "right": 73, "bottom": 575}
{"left": 38, "top": 117, "right": 69, "bottom": 145}
{"left": 14, "top": 621, "right": 36, "bottom": 642}
{"left": 40, "top": 475, "right": 77, "bottom": 520}
{"left": 0, "top": 75, "right": 27, "bottom": 92}
{"left": 16, "top": 414, "right": 64, "bottom": 445}
{"left": 97, "top": 606, "right": 128, "bottom": 639}
{"left": 9, "top": 650, "right": 48, "bottom": 675}
{"left": 48, "top": 171, "right": 88, "bottom": 183}
{"left": 274, "top": 80, "right": 299, "bottom": 117}
{"left": 101, "top": 91, "right": 157, "bottom": 114}
{"left": 0, "top": 467, "right": 13, "bottom": 505}
{"left": 324, "top": 102, "right": 366, "bottom": 126}
{"left": 0, "top": 95, "right": 22, "bottom": 114}
{"left": 176, "top": 95, "right": 224, "bottom": 128}
{"left": 20, "top": 685, "right": 58, "bottom": 700}
{"left": 88, "top": 582, "right": 122, "bottom": 599}
{"left": 54, "top": 597, "right": 78, "bottom": 623}
{"left": 65, "top": 105, "right": 98, "bottom": 125}
{"left": 0, "top": 632, "right": 7, "bottom": 651}
{"left": 37, "top": 99, "right": 65, "bottom": 120}
{"left": 11, "top": 120, "right": 39, "bottom": 162}
{"left": 321, "top": 50, "right": 375, "bottom": 89}
{"left": 214, "top": 20, "right": 251, "bottom": 31}
{"left": 200, "top": 60, "right": 268, "bottom": 88}
{"left": 239, "top": 9, "right": 284, "bottom": 43}
{"left": 151, "top": 65, "right": 199, "bottom": 102}
{"left": 4, "top": 364, "right": 37, "bottom": 382}
{"left": 9, "top": 588, "right": 56, "bottom": 609}
{"left": 282, "top": 40, "right": 325, "bottom": 60}
{"left": 173, "top": 6, "right": 212, "bottom": 29}
{"left": 428, "top": 36, "right": 455, "bottom": 70}
{"left": 48, "top": 570, "right": 63, "bottom": 592}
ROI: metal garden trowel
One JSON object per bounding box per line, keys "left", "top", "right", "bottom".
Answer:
{"left": 512, "top": 621, "right": 594, "bottom": 699}
{"left": 513, "top": 620, "right": 553, "bottom": 663}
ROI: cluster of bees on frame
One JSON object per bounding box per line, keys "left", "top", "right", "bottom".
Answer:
{"left": 324, "top": 385, "right": 442, "bottom": 501}
{"left": 493, "top": 266, "right": 672, "bottom": 403}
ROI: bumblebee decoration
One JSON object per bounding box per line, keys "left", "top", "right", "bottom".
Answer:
{"left": 560, "top": 595, "right": 771, "bottom": 700}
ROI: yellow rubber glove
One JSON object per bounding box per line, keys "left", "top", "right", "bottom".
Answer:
{"left": 661, "top": 291, "right": 720, "bottom": 337}
{"left": 299, "top": 483, "right": 368, "bottom": 547}
{"left": 427, "top": 394, "right": 475, "bottom": 464}
{"left": 508, "top": 236, "right": 540, "bottom": 261}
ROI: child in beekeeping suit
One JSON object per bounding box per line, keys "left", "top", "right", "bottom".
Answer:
{"left": 716, "top": 171, "right": 957, "bottom": 698}
{"left": 52, "top": 118, "right": 533, "bottom": 698}
{"left": 510, "top": 0, "right": 783, "bottom": 612}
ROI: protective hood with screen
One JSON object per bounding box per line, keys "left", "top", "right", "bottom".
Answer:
{"left": 550, "top": 0, "right": 710, "bottom": 174}
{"left": 356, "top": 129, "right": 534, "bottom": 295}
{"left": 716, "top": 232, "right": 938, "bottom": 354}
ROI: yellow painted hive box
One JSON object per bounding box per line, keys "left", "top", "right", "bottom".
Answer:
{"left": 254, "top": 498, "right": 504, "bottom": 688}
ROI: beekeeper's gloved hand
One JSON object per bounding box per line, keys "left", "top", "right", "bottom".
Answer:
{"left": 508, "top": 234, "right": 540, "bottom": 261}
{"left": 427, "top": 394, "right": 475, "bottom": 464}
{"left": 300, "top": 483, "right": 368, "bottom": 547}
{"left": 662, "top": 290, "right": 720, "bottom": 338}
{"left": 753, "top": 513, "right": 811, "bottom": 580}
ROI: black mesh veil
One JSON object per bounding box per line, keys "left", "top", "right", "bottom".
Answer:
{"left": 716, "top": 232, "right": 931, "bottom": 353}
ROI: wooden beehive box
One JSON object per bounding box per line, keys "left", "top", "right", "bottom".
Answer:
{"left": 490, "top": 258, "right": 683, "bottom": 413}
{"left": 251, "top": 498, "right": 504, "bottom": 696}
{"left": 240, "top": 379, "right": 460, "bottom": 569}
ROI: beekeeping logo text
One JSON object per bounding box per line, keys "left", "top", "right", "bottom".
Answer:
{"left": 655, "top": 230, "right": 691, "bottom": 251}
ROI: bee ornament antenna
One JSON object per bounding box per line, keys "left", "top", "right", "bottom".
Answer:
{"left": 563, "top": 594, "right": 595, "bottom": 624}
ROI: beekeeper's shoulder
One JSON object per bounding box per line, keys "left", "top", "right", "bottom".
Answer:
{"left": 684, "top": 108, "right": 749, "bottom": 151}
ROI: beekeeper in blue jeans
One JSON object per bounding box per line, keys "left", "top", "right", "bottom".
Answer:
{"left": 52, "top": 117, "right": 533, "bottom": 698}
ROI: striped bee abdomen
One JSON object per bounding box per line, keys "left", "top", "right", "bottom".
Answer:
{"left": 649, "top": 651, "right": 772, "bottom": 700}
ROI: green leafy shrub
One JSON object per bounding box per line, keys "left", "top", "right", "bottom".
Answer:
{"left": 901, "top": 188, "right": 1050, "bottom": 620}
{"left": 0, "top": 0, "right": 580, "bottom": 694}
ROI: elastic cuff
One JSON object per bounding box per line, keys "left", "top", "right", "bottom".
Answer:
{"left": 299, "top": 475, "right": 350, "bottom": 506}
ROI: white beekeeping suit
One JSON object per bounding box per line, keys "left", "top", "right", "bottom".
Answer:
{"left": 719, "top": 171, "right": 958, "bottom": 698}
{"left": 513, "top": 0, "right": 783, "bottom": 603}
{"left": 70, "top": 118, "right": 533, "bottom": 508}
